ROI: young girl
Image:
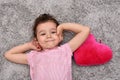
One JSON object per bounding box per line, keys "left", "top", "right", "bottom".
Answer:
{"left": 4, "top": 14, "right": 90, "bottom": 80}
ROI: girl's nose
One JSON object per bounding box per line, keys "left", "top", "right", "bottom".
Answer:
{"left": 47, "top": 33, "right": 51, "bottom": 38}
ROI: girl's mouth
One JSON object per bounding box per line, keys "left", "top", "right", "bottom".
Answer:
{"left": 46, "top": 39, "right": 54, "bottom": 42}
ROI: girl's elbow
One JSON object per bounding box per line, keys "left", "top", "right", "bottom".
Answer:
{"left": 85, "top": 26, "right": 90, "bottom": 33}
{"left": 4, "top": 52, "right": 11, "bottom": 59}
{"left": 4, "top": 52, "right": 8, "bottom": 59}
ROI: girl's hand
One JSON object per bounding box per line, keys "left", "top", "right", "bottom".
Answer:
{"left": 57, "top": 25, "right": 64, "bottom": 41}
{"left": 28, "top": 39, "right": 41, "bottom": 51}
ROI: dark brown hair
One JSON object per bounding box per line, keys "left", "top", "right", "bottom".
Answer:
{"left": 33, "top": 13, "right": 59, "bottom": 38}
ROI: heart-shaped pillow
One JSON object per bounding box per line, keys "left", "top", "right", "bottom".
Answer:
{"left": 73, "top": 34, "right": 112, "bottom": 66}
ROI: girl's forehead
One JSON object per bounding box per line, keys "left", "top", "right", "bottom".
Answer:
{"left": 37, "top": 21, "right": 57, "bottom": 31}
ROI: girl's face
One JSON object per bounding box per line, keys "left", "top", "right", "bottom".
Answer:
{"left": 36, "top": 21, "right": 62, "bottom": 50}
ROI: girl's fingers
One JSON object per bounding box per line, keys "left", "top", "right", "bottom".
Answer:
{"left": 57, "top": 27, "right": 63, "bottom": 36}
{"left": 57, "top": 25, "right": 61, "bottom": 35}
{"left": 35, "top": 42, "right": 41, "bottom": 50}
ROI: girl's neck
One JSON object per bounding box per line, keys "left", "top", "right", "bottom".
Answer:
{"left": 42, "top": 46, "right": 58, "bottom": 51}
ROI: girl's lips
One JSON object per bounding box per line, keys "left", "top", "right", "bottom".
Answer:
{"left": 46, "top": 39, "right": 54, "bottom": 42}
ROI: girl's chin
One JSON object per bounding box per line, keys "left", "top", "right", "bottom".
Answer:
{"left": 44, "top": 45, "right": 57, "bottom": 50}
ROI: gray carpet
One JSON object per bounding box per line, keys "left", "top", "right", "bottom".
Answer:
{"left": 0, "top": 0, "right": 120, "bottom": 80}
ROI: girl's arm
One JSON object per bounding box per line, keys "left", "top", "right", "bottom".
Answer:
{"left": 4, "top": 39, "right": 41, "bottom": 64}
{"left": 57, "top": 23, "right": 90, "bottom": 52}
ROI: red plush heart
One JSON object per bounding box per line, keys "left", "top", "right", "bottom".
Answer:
{"left": 73, "top": 34, "right": 112, "bottom": 66}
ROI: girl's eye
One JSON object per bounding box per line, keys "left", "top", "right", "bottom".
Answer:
{"left": 51, "top": 31, "right": 57, "bottom": 34}
{"left": 40, "top": 33, "right": 46, "bottom": 36}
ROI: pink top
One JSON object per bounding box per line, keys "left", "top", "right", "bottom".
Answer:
{"left": 27, "top": 43, "right": 73, "bottom": 80}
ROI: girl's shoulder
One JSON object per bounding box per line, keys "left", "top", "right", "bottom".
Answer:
{"left": 58, "top": 43, "right": 72, "bottom": 54}
{"left": 59, "top": 43, "right": 70, "bottom": 49}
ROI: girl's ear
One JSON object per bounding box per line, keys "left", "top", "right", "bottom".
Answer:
{"left": 33, "top": 37, "right": 41, "bottom": 49}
